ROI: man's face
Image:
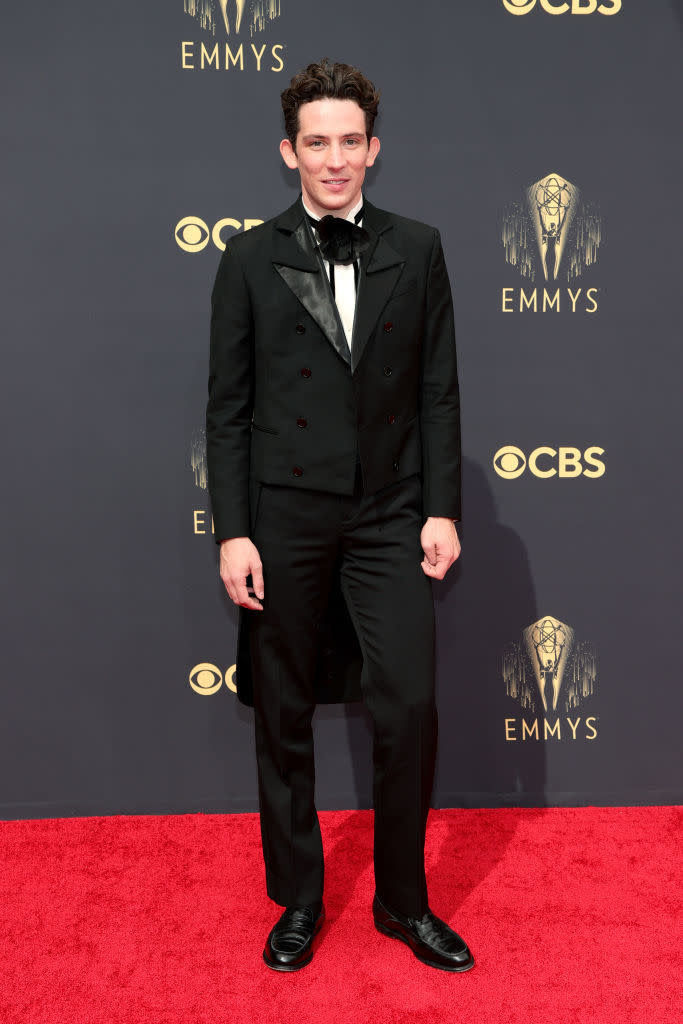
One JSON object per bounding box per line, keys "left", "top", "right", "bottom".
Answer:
{"left": 280, "top": 98, "right": 380, "bottom": 219}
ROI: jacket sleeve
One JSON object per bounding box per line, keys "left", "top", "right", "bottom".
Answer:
{"left": 206, "top": 243, "right": 254, "bottom": 541}
{"left": 419, "top": 229, "right": 462, "bottom": 521}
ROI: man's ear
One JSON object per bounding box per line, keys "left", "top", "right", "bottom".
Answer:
{"left": 280, "top": 138, "right": 298, "bottom": 169}
{"left": 366, "top": 136, "right": 381, "bottom": 168}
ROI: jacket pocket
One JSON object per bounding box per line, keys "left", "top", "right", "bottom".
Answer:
{"left": 251, "top": 422, "right": 279, "bottom": 435}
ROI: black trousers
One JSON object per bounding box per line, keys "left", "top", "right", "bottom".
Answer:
{"left": 248, "top": 469, "right": 437, "bottom": 918}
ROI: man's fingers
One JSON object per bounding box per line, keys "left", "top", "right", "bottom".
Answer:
{"left": 421, "top": 549, "right": 456, "bottom": 581}
{"left": 220, "top": 571, "right": 237, "bottom": 602}
{"left": 251, "top": 558, "right": 265, "bottom": 601}
{"left": 219, "top": 540, "right": 265, "bottom": 609}
{"left": 421, "top": 559, "right": 447, "bottom": 580}
{"left": 422, "top": 542, "right": 438, "bottom": 566}
{"left": 233, "top": 577, "right": 263, "bottom": 610}
{"left": 221, "top": 571, "right": 263, "bottom": 610}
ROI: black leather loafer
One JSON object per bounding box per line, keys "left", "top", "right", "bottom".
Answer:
{"left": 263, "top": 904, "right": 325, "bottom": 972}
{"left": 373, "top": 894, "right": 474, "bottom": 972}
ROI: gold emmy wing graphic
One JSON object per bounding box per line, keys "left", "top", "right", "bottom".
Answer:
{"left": 503, "top": 616, "right": 597, "bottom": 714}
{"left": 190, "top": 427, "right": 208, "bottom": 490}
{"left": 502, "top": 172, "right": 602, "bottom": 282}
{"left": 184, "top": 0, "right": 281, "bottom": 35}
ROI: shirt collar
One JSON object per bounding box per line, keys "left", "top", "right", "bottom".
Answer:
{"left": 302, "top": 194, "right": 364, "bottom": 226}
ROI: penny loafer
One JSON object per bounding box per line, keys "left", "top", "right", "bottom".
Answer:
{"left": 373, "top": 894, "right": 474, "bottom": 972}
{"left": 263, "top": 904, "right": 325, "bottom": 972}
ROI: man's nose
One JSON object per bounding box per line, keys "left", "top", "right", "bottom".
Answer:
{"left": 326, "top": 144, "right": 346, "bottom": 169}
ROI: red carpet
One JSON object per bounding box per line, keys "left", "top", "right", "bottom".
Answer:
{"left": 1, "top": 807, "right": 680, "bottom": 1023}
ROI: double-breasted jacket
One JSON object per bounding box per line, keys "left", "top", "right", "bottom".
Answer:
{"left": 206, "top": 197, "right": 461, "bottom": 705}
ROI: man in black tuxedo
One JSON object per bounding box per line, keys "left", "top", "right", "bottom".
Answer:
{"left": 206, "top": 59, "right": 473, "bottom": 974}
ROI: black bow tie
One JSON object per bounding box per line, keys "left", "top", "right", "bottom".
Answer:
{"left": 308, "top": 209, "right": 370, "bottom": 265}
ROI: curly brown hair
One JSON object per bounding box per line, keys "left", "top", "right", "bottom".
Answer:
{"left": 281, "top": 58, "right": 380, "bottom": 149}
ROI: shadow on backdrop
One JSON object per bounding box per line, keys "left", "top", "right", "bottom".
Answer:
{"left": 433, "top": 457, "right": 545, "bottom": 808}
{"left": 428, "top": 458, "right": 547, "bottom": 910}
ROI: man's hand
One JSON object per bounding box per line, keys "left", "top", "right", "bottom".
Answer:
{"left": 420, "top": 517, "right": 461, "bottom": 580}
{"left": 219, "top": 537, "right": 264, "bottom": 610}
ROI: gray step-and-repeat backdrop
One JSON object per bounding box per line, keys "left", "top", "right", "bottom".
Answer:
{"left": 2, "top": 1, "right": 681, "bottom": 818}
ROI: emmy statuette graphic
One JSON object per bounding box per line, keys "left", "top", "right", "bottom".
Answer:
{"left": 523, "top": 616, "right": 575, "bottom": 713}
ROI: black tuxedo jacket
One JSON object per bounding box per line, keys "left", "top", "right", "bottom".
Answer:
{"left": 207, "top": 197, "right": 461, "bottom": 540}
{"left": 206, "top": 197, "right": 461, "bottom": 705}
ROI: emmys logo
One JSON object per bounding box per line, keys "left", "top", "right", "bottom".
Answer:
{"left": 501, "top": 0, "right": 621, "bottom": 14}
{"left": 502, "top": 615, "right": 598, "bottom": 741}
{"left": 182, "top": 1, "right": 285, "bottom": 71}
{"left": 493, "top": 446, "right": 606, "bottom": 480}
{"left": 501, "top": 172, "right": 602, "bottom": 313}
{"left": 189, "top": 662, "right": 237, "bottom": 695}
{"left": 175, "top": 216, "right": 263, "bottom": 252}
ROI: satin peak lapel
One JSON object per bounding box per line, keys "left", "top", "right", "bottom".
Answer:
{"left": 273, "top": 208, "right": 350, "bottom": 367}
{"left": 351, "top": 220, "right": 406, "bottom": 373}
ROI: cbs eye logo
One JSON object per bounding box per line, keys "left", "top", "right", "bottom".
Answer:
{"left": 174, "top": 217, "right": 264, "bottom": 253}
{"left": 493, "top": 446, "right": 606, "bottom": 479}
{"left": 188, "top": 663, "right": 237, "bottom": 695}
{"left": 501, "top": 0, "right": 621, "bottom": 14}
